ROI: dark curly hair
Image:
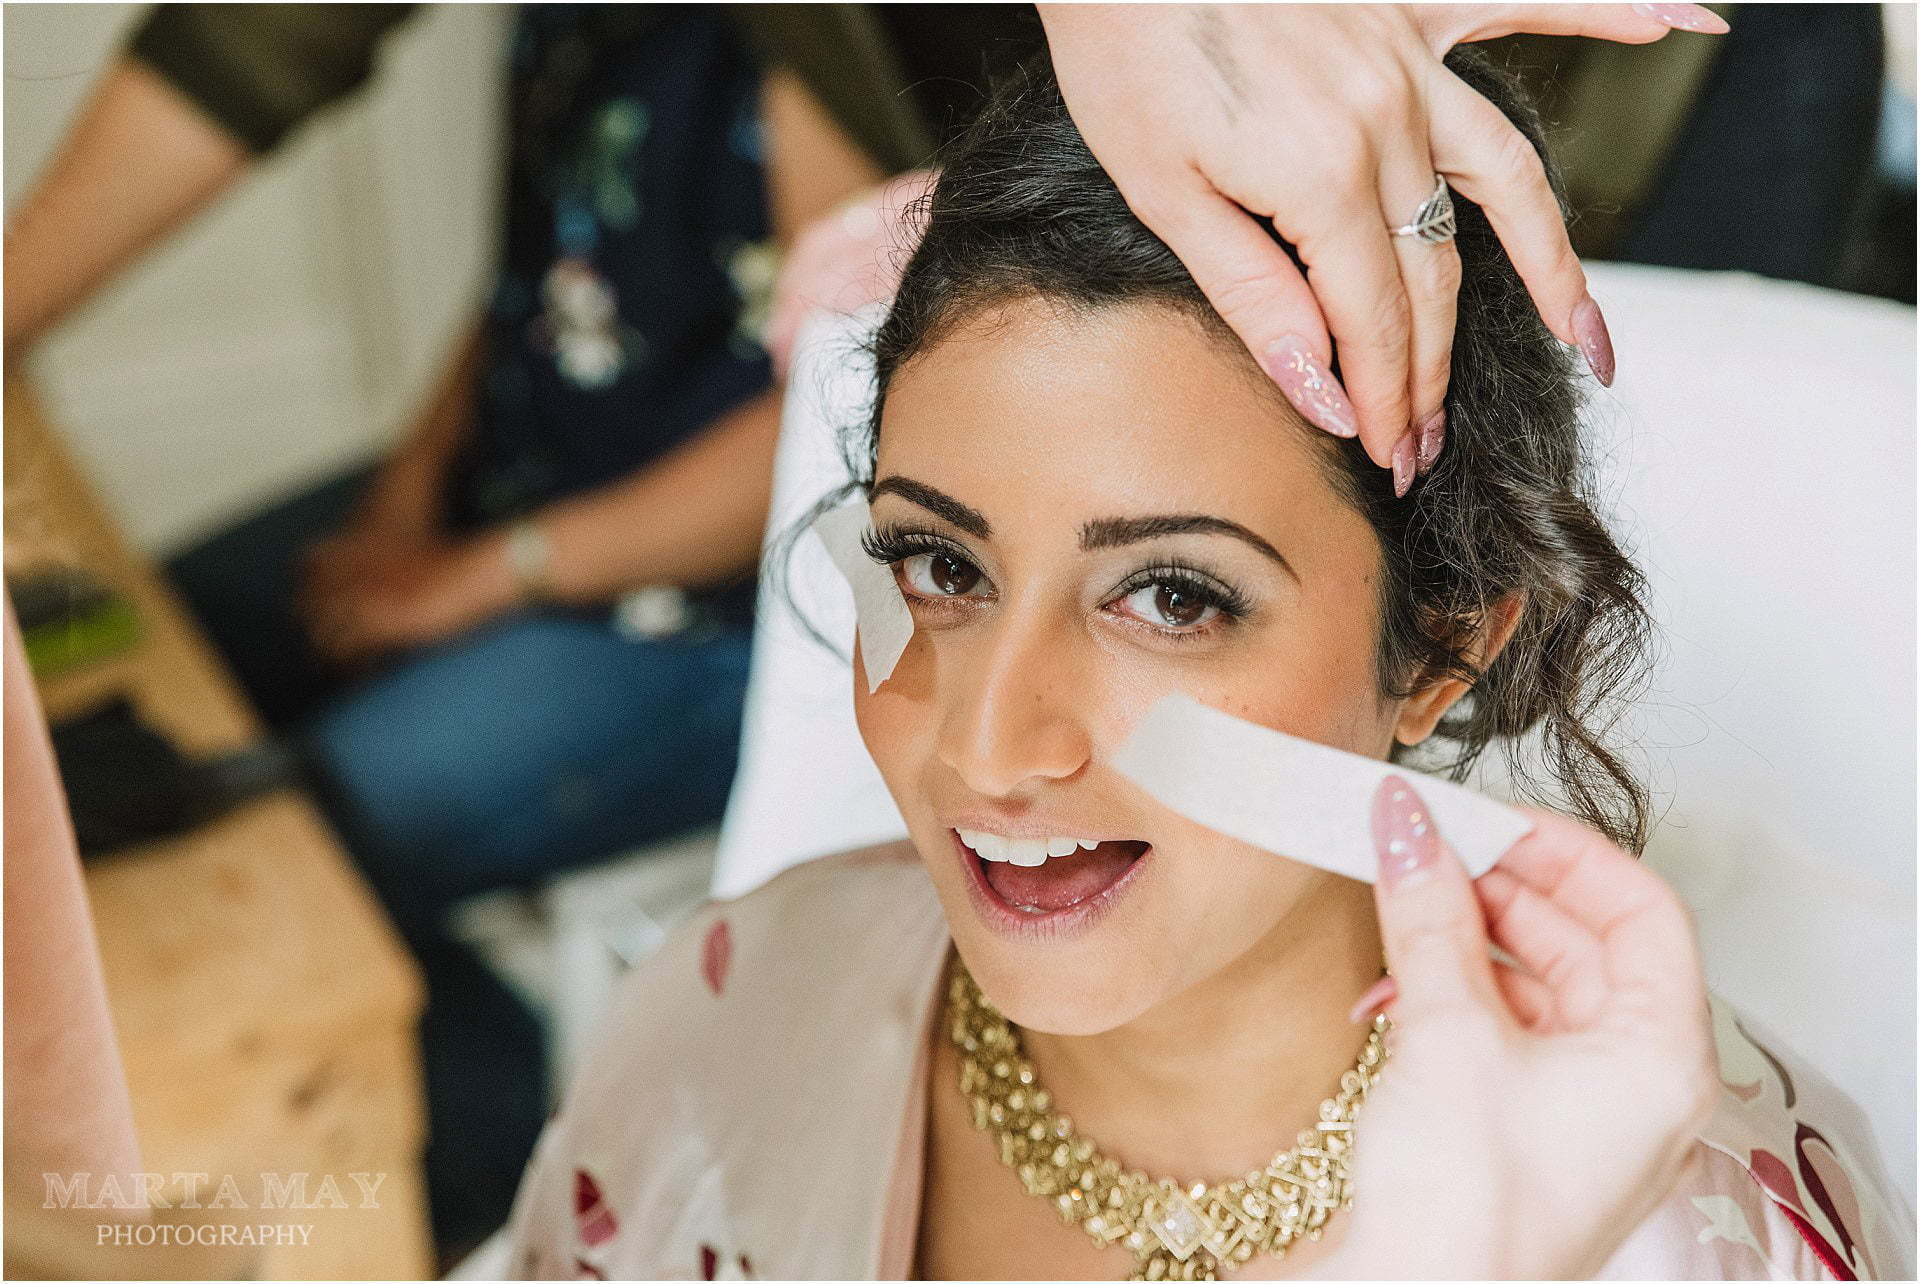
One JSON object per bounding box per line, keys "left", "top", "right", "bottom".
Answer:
{"left": 809, "top": 48, "right": 1654, "bottom": 852}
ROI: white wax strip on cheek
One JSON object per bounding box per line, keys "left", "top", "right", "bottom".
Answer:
{"left": 1110, "top": 694, "right": 1534, "bottom": 881}
{"left": 811, "top": 500, "right": 915, "bottom": 693}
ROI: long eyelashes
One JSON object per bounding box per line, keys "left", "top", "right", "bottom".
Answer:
{"left": 861, "top": 523, "right": 977, "bottom": 570}
{"left": 1109, "top": 562, "right": 1252, "bottom": 622}
{"left": 861, "top": 522, "right": 1252, "bottom": 639}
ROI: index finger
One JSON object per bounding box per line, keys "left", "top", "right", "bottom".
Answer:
{"left": 1495, "top": 807, "right": 1668, "bottom": 934}
{"left": 1288, "top": 215, "right": 1419, "bottom": 471}
{"left": 1494, "top": 807, "right": 1706, "bottom": 1012}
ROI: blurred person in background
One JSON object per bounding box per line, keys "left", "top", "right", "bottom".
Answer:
{"left": 6, "top": 0, "right": 1900, "bottom": 1265}
{"left": 8, "top": 5, "right": 891, "bottom": 1262}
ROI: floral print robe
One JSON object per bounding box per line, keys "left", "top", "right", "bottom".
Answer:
{"left": 504, "top": 846, "right": 1912, "bottom": 1280}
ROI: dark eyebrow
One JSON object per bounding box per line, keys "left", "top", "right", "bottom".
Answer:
{"left": 1079, "top": 514, "right": 1298, "bottom": 581}
{"left": 869, "top": 476, "right": 991, "bottom": 539}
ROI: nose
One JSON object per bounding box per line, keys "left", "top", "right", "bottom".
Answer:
{"left": 934, "top": 605, "right": 1093, "bottom": 798}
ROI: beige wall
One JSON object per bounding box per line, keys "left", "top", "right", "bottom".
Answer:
{"left": 4, "top": 3, "right": 511, "bottom": 553}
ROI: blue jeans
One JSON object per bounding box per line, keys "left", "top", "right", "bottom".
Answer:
{"left": 166, "top": 468, "right": 751, "bottom": 1254}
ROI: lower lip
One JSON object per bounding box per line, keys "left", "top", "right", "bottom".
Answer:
{"left": 952, "top": 830, "right": 1150, "bottom": 941}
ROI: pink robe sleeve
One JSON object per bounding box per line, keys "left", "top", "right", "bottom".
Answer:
{"left": 497, "top": 897, "right": 725, "bottom": 1282}
{"left": 501, "top": 1111, "right": 585, "bottom": 1280}
{"left": 495, "top": 846, "right": 946, "bottom": 1282}
{"left": 1605, "top": 997, "right": 1913, "bottom": 1280}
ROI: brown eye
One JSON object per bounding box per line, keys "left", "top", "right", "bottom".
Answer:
{"left": 901, "top": 552, "right": 983, "bottom": 597}
{"left": 1114, "top": 581, "right": 1223, "bottom": 631}
{"left": 1154, "top": 585, "right": 1207, "bottom": 627}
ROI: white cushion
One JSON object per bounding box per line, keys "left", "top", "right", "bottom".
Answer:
{"left": 713, "top": 265, "right": 1916, "bottom": 1200}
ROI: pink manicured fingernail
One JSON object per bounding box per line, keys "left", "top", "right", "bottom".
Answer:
{"left": 1414, "top": 410, "right": 1445, "bottom": 473}
{"left": 1632, "top": 3, "right": 1730, "bottom": 34}
{"left": 1572, "top": 294, "right": 1615, "bottom": 387}
{"left": 1348, "top": 974, "right": 1399, "bottom": 1024}
{"left": 1262, "top": 336, "right": 1358, "bottom": 438}
{"left": 1390, "top": 433, "right": 1415, "bottom": 498}
{"left": 1372, "top": 774, "right": 1441, "bottom": 890}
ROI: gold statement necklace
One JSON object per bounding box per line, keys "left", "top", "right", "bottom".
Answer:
{"left": 947, "top": 963, "right": 1388, "bottom": 1282}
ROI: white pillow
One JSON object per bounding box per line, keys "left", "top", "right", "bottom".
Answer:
{"left": 713, "top": 265, "right": 1916, "bottom": 1200}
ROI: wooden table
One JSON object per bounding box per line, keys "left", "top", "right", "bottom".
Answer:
{"left": 5, "top": 377, "right": 434, "bottom": 1280}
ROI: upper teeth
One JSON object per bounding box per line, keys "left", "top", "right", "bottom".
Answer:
{"left": 957, "top": 829, "right": 1102, "bottom": 866}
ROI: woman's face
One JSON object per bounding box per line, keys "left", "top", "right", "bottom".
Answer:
{"left": 856, "top": 298, "right": 1419, "bottom": 1036}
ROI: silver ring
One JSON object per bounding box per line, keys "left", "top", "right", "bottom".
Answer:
{"left": 1390, "top": 174, "right": 1456, "bottom": 244}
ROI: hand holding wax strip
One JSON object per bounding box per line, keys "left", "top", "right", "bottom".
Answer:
{"left": 1111, "top": 694, "right": 1534, "bottom": 883}
{"left": 1316, "top": 775, "right": 1720, "bottom": 1280}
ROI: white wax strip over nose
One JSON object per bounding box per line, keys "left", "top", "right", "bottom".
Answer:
{"left": 1110, "top": 694, "right": 1533, "bottom": 882}
{"left": 812, "top": 499, "right": 915, "bottom": 693}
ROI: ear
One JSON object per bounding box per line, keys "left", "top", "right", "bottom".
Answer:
{"left": 1393, "top": 592, "right": 1526, "bottom": 748}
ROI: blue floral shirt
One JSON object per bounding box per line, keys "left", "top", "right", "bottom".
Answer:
{"left": 447, "top": 5, "right": 773, "bottom": 615}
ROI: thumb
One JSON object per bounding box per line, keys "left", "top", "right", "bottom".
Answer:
{"left": 1370, "top": 775, "right": 1501, "bottom": 1017}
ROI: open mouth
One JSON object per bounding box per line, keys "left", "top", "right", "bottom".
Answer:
{"left": 954, "top": 827, "right": 1150, "bottom": 918}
